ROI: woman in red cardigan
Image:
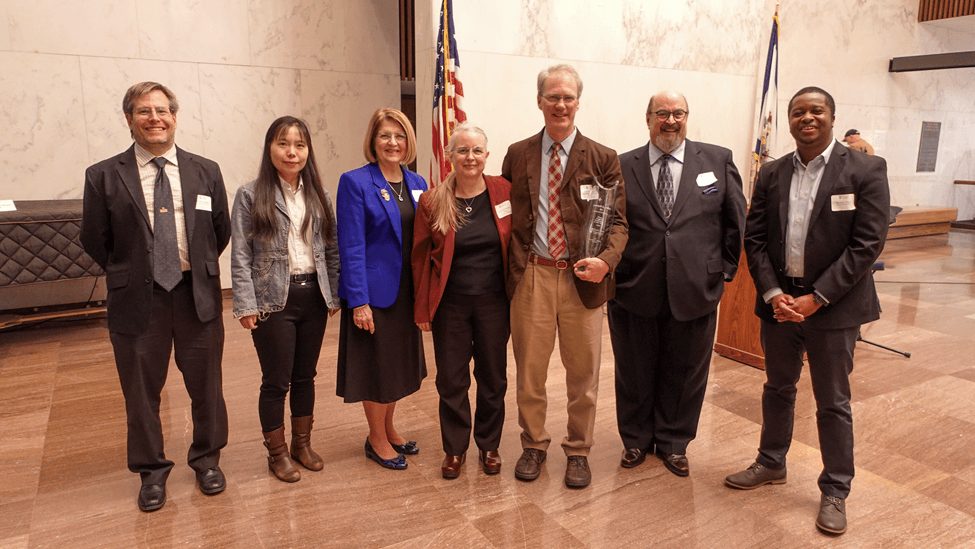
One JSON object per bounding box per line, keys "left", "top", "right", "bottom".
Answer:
{"left": 412, "top": 124, "right": 512, "bottom": 479}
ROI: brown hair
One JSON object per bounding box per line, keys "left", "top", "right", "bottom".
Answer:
{"left": 361, "top": 108, "right": 417, "bottom": 165}
{"left": 122, "top": 81, "right": 179, "bottom": 116}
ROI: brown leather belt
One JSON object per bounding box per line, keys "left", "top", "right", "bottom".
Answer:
{"left": 528, "top": 252, "right": 569, "bottom": 270}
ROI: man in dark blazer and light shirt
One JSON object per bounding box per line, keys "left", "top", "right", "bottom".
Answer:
{"left": 725, "top": 86, "right": 890, "bottom": 536}
{"left": 82, "top": 82, "right": 231, "bottom": 512}
{"left": 610, "top": 91, "right": 746, "bottom": 477}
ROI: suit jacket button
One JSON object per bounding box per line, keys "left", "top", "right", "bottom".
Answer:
{"left": 661, "top": 257, "right": 667, "bottom": 263}
{"left": 665, "top": 230, "right": 671, "bottom": 236}
{"left": 145, "top": 278, "right": 151, "bottom": 284}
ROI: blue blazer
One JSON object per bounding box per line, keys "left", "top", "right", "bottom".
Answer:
{"left": 336, "top": 162, "right": 428, "bottom": 308}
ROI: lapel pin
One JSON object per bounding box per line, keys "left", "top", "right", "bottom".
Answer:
{"left": 380, "top": 189, "right": 391, "bottom": 202}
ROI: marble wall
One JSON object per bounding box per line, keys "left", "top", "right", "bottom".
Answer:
{"left": 0, "top": 0, "right": 400, "bottom": 286}
{"left": 415, "top": 0, "right": 975, "bottom": 219}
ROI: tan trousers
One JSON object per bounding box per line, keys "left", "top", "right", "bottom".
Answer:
{"left": 510, "top": 262, "right": 603, "bottom": 456}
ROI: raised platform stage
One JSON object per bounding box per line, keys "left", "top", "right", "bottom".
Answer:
{"left": 888, "top": 206, "right": 958, "bottom": 239}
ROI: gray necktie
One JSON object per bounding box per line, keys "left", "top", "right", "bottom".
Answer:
{"left": 151, "top": 157, "right": 182, "bottom": 291}
{"left": 657, "top": 154, "right": 675, "bottom": 219}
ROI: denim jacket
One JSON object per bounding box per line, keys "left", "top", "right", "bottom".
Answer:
{"left": 231, "top": 181, "right": 340, "bottom": 319}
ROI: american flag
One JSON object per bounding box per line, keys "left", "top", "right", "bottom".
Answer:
{"left": 749, "top": 4, "right": 779, "bottom": 197}
{"left": 431, "top": 0, "right": 466, "bottom": 185}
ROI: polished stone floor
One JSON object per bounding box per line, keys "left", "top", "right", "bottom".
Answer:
{"left": 2, "top": 232, "right": 974, "bottom": 548}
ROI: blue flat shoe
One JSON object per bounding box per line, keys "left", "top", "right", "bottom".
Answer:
{"left": 365, "top": 439, "right": 407, "bottom": 470}
{"left": 391, "top": 440, "right": 419, "bottom": 455}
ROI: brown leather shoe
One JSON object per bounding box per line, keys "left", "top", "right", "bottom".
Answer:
{"left": 724, "top": 461, "right": 787, "bottom": 489}
{"left": 564, "top": 455, "right": 591, "bottom": 488}
{"left": 514, "top": 448, "right": 546, "bottom": 481}
{"left": 290, "top": 416, "right": 324, "bottom": 471}
{"left": 656, "top": 451, "right": 689, "bottom": 477}
{"left": 816, "top": 494, "right": 847, "bottom": 535}
{"left": 620, "top": 447, "right": 648, "bottom": 468}
{"left": 478, "top": 450, "right": 502, "bottom": 475}
{"left": 441, "top": 453, "right": 466, "bottom": 479}
{"left": 263, "top": 426, "right": 300, "bottom": 483}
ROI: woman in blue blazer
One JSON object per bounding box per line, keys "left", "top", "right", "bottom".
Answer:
{"left": 336, "top": 108, "right": 428, "bottom": 470}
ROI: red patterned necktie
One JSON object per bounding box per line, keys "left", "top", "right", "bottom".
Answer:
{"left": 547, "top": 142, "right": 566, "bottom": 259}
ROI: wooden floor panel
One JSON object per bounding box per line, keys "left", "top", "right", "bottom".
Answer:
{"left": 1, "top": 232, "right": 974, "bottom": 548}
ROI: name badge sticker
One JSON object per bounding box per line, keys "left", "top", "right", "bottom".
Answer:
{"left": 696, "top": 172, "right": 718, "bottom": 187}
{"left": 494, "top": 200, "right": 512, "bottom": 218}
{"left": 580, "top": 184, "right": 597, "bottom": 200}
{"left": 196, "top": 195, "right": 212, "bottom": 211}
{"left": 412, "top": 189, "right": 423, "bottom": 203}
{"left": 831, "top": 193, "right": 856, "bottom": 212}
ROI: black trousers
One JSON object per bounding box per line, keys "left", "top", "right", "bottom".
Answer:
{"left": 757, "top": 320, "right": 858, "bottom": 498}
{"left": 608, "top": 299, "right": 717, "bottom": 455}
{"left": 252, "top": 280, "right": 328, "bottom": 432}
{"left": 431, "top": 290, "right": 509, "bottom": 455}
{"left": 109, "top": 276, "right": 227, "bottom": 486}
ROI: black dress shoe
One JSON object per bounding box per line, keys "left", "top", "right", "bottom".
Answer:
{"left": 138, "top": 483, "right": 166, "bottom": 512}
{"left": 656, "top": 451, "right": 689, "bottom": 477}
{"left": 391, "top": 440, "right": 419, "bottom": 455}
{"left": 196, "top": 467, "right": 226, "bottom": 495}
{"left": 620, "top": 448, "right": 648, "bottom": 468}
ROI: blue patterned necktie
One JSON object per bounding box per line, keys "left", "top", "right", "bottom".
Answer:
{"left": 151, "top": 157, "right": 182, "bottom": 290}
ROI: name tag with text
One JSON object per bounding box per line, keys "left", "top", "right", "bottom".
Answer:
{"left": 495, "top": 200, "right": 511, "bottom": 218}
{"left": 580, "top": 184, "right": 598, "bottom": 200}
{"left": 696, "top": 172, "right": 718, "bottom": 187}
{"left": 196, "top": 195, "right": 212, "bottom": 211}
{"left": 831, "top": 193, "right": 855, "bottom": 211}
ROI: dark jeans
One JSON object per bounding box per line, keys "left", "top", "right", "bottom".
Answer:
{"left": 757, "top": 320, "right": 859, "bottom": 498}
{"left": 252, "top": 280, "right": 327, "bottom": 432}
{"left": 431, "top": 290, "right": 509, "bottom": 455}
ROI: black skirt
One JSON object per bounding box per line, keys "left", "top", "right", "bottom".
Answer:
{"left": 336, "top": 189, "right": 426, "bottom": 403}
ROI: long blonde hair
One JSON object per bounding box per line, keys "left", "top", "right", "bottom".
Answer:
{"left": 427, "top": 123, "right": 489, "bottom": 234}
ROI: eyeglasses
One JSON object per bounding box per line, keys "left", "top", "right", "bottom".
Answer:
{"left": 133, "top": 107, "right": 173, "bottom": 118}
{"left": 653, "top": 109, "right": 688, "bottom": 122}
{"left": 452, "top": 147, "right": 487, "bottom": 157}
{"left": 542, "top": 94, "right": 578, "bottom": 105}
{"left": 377, "top": 133, "right": 407, "bottom": 143}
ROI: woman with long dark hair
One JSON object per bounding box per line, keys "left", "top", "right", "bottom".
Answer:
{"left": 231, "top": 116, "right": 339, "bottom": 482}
{"left": 412, "top": 124, "right": 511, "bottom": 479}
{"left": 335, "top": 108, "right": 427, "bottom": 470}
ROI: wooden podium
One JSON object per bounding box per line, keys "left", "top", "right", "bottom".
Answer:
{"left": 714, "top": 253, "right": 764, "bottom": 369}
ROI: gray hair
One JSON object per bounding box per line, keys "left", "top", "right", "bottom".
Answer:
{"left": 446, "top": 122, "right": 488, "bottom": 151}
{"left": 536, "top": 64, "right": 583, "bottom": 98}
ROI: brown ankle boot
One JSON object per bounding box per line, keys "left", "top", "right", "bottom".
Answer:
{"left": 263, "top": 426, "right": 300, "bottom": 482}
{"left": 290, "top": 416, "right": 324, "bottom": 471}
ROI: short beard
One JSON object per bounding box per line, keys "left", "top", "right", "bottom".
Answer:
{"left": 652, "top": 134, "right": 681, "bottom": 153}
